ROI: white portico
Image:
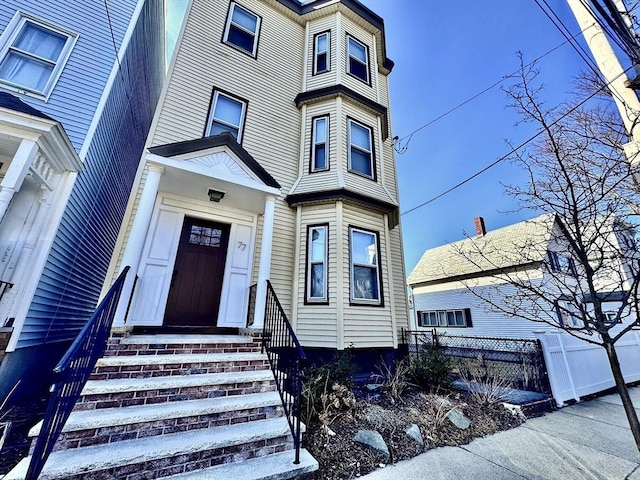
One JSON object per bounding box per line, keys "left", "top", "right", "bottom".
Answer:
{"left": 110, "top": 133, "right": 281, "bottom": 331}
{"left": 0, "top": 93, "right": 81, "bottom": 347}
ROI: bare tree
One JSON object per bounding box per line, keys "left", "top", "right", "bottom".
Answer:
{"left": 454, "top": 57, "right": 640, "bottom": 451}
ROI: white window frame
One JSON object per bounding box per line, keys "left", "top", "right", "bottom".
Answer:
{"left": 548, "top": 250, "right": 576, "bottom": 276}
{"left": 0, "top": 12, "right": 78, "bottom": 100}
{"left": 555, "top": 300, "right": 581, "bottom": 327}
{"left": 347, "top": 119, "right": 374, "bottom": 179}
{"left": 418, "top": 309, "right": 469, "bottom": 328}
{"left": 205, "top": 90, "right": 247, "bottom": 141}
{"left": 306, "top": 225, "right": 328, "bottom": 303}
{"left": 349, "top": 227, "right": 381, "bottom": 305}
{"left": 223, "top": 2, "right": 261, "bottom": 57}
{"left": 311, "top": 115, "right": 329, "bottom": 172}
{"left": 346, "top": 35, "right": 369, "bottom": 83}
{"left": 313, "top": 31, "right": 330, "bottom": 75}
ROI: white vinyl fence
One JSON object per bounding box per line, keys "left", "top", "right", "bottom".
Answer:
{"left": 535, "top": 330, "right": 640, "bottom": 406}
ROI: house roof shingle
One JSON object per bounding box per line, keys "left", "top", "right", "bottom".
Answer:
{"left": 407, "top": 213, "right": 557, "bottom": 286}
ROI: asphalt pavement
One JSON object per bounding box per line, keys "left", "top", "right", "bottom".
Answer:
{"left": 362, "top": 386, "right": 640, "bottom": 480}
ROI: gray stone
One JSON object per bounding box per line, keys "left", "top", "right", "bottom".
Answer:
{"left": 446, "top": 408, "right": 470, "bottom": 430}
{"left": 353, "top": 430, "right": 390, "bottom": 460}
{"left": 405, "top": 424, "right": 423, "bottom": 446}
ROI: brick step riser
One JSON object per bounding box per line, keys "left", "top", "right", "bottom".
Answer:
{"left": 51, "top": 404, "right": 285, "bottom": 452}
{"left": 90, "top": 360, "right": 271, "bottom": 381}
{"left": 103, "top": 344, "right": 263, "bottom": 356}
{"left": 38, "top": 436, "right": 294, "bottom": 480}
{"left": 74, "top": 381, "right": 277, "bottom": 410}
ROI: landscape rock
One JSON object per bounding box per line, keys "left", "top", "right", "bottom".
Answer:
{"left": 353, "top": 430, "right": 390, "bottom": 460}
{"left": 405, "top": 424, "right": 424, "bottom": 446}
{"left": 446, "top": 407, "right": 471, "bottom": 429}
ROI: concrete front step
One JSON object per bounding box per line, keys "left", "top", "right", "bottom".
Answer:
{"left": 75, "top": 369, "right": 277, "bottom": 410}
{"left": 105, "top": 334, "right": 262, "bottom": 356}
{"left": 164, "top": 448, "right": 318, "bottom": 480}
{"left": 90, "top": 352, "right": 270, "bottom": 380}
{"left": 6, "top": 417, "right": 293, "bottom": 480}
{"left": 33, "top": 391, "right": 285, "bottom": 451}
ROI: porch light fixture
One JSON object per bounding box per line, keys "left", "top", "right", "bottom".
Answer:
{"left": 207, "top": 188, "right": 225, "bottom": 202}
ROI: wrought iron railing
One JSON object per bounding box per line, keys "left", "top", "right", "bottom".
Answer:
{"left": 0, "top": 280, "right": 13, "bottom": 304}
{"left": 262, "top": 280, "right": 306, "bottom": 464}
{"left": 403, "top": 328, "right": 551, "bottom": 394}
{"left": 26, "top": 267, "right": 130, "bottom": 480}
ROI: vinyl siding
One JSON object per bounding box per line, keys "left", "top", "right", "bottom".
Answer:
{"left": 19, "top": 0, "right": 164, "bottom": 348}
{"left": 295, "top": 204, "right": 338, "bottom": 347}
{"left": 389, "top": 224, "right": 408, "bottom": 331}
{"left": 339, "top": 16, "right": 378, "bottom": 102}
{"left": 0, "top": 0, "right": 137, "bottom": 151}
{"left": 342, "top": 204, "right": 394, "bottom": 348}
{"left": 306, "top": 17, "right": 337, "bottom": 91}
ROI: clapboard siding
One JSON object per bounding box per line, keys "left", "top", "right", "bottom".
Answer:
{"left": 411, "top": 283, "right": 562, "bottom": 340}
{"left": 295, "top": 204, "right": 338, "bottom": 347}
{"left": 306, "top": 17, "right": 337, "bottom": 91}
{"left": 342, "top": 204, "right": 394, "bottom": 348}
{"left": 19, "top": 0, "right": 164, "bottom": 348}
{"left": 0, "top": 0, "right": 138, "bottom": 151}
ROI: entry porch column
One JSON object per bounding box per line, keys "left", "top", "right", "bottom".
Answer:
{"left": 252, "top": 195, "right": 277, "bottom": 329}
{"left": 0, "top": 139, "right": 38, "bottom": 223}
{"left": 113, "top": 163, "right": 164, "bottom": 327}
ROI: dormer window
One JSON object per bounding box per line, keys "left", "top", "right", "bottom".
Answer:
{"left": 346, "top": 35, "right": 369, "bottom": 83}
{"left": 313, "top": 32, "right": 330, "bottom": 75}
{"left": 0, "top": 13, "right": 77, "bottom": 99}
{"left": 223, "top": 3, "right": 261, "bottom": 57}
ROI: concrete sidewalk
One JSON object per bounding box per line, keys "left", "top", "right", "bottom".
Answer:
{"left": 362, "top": 386, "right": 640, "bottom": 480}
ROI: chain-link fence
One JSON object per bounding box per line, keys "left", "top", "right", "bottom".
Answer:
{"left": 403, "top": 329, "right": 551, "bottom": 394}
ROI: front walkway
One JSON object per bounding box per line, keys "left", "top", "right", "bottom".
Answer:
{"left": 363, "top": 386, "right": 640, "bottom": 480}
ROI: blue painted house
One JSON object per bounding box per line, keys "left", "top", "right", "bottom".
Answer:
{"left": 0, "top": 0, "right": 165, "bottom": 403}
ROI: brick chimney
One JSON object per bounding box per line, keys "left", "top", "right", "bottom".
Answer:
{"left": 474, "top": 216, "right": 486, "bottom": 236}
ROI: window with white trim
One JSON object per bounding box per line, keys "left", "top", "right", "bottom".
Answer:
{"left": 346, "top": 35, "right": 369, "bottom": 83}
{"left": 0, "top": 14, "right": 77, "bottom": 98}
{"left": 349, "top": 227, "right": 381, "bottom": 304}
{"left": 306, "top": 225, "right": 328, "bottom": 303}
{"left": 348, "top": 119, "right": 374, "bottom": 179}
{"left": 205, "top": 90, "right": 247, "bottom": 141}
{"left": 223, "top": 3, "right": 261, "bottom": 57}
{"left": 313, "top": 31, "right": 330, "bottom": 74}
{"left": 418, "top": 309, "right": 472, "bottom": 328}
{"left": 555, "top": 300, "right": 581, "bottom": 327}
{"left": 311, "top": 115, "right": 329, "bottom": 172}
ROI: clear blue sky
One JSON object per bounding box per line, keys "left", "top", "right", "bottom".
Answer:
{"left": 166, "top": 0, "right": 599, "bottom": 274}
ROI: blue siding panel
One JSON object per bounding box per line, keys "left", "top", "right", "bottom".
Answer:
{"left": 18, "top": 0, "right": 165, "bottom": 348}
{"left": 0, "top": 0, "right": 139, "bottom": 151}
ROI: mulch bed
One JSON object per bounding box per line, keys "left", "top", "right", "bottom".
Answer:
{"left": 304, "top": 388, "right": 525, "bottom": 479}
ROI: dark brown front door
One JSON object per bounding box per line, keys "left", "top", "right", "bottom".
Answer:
{"left": 164, "top": 217, "right": 230, "bottom": 326}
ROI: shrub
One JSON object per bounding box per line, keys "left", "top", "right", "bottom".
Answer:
{"left": 409, "top": 343, "right": 454, "bottom": 392}
{"left": 302, "top": 350, "right": 358, "bottom": 427}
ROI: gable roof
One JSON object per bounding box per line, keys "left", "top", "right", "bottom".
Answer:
{"left": 0, "top": 92, "right": 53, "bottom": 120}
{"left": 407, "top": 213, "right": 557, "bottom": 286}
{"left": 148, "top": 132, "right": 281, "bottom": 189}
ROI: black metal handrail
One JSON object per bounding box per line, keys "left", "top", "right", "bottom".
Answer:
{"left": 262, "top": 280, "right": 306, "bottom": 464}
{"left": 26, "top": 267, "right": 130, "bottom": 480}
{"left": 0, "top": 280, "right": 13, "bottom": 304}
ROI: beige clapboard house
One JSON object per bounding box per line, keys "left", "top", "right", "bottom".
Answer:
{"left": 107, "top": 0, "right": 408, "bottom": 356}
{"left": 5, "top": 1, "right": 408, "bottom": 478}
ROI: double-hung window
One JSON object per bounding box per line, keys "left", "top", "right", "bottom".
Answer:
{"left": 313, "top": 32, "right": 330, "bottom": 74}
{"left": 348, "top": 119, "right": 374, "bottom": 179}
{"left": 205, "top": 90, "right": 247, "bottom": 141}
{"left": 555, "top": 300, "right": 581, "bottom": 327}
{"left": 346, "top": 35, "right": 369, "bottom": 83}
{"left": 548, "top": 251, "right": 576, "bottom": 276}
{"left": 349, "top": 227, "right": 381, "bottom": 305}
{"left": 223, "top": 3, "right": 261, "bottom": 57}
{"left": 0, "top": 14, "right": 77, "bottom": 99}
{"left": 311, "top": 116, "right": 329, "bottom": 172}
{"left": 307, "top": 225, "right": 328, "bottom": 303}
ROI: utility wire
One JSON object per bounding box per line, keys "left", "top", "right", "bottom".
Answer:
{"left": 401, "top": 65, "right": 635, "bottom": 217}
{"left": 393, "top": 29, "right": 589, "bottom": 155}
